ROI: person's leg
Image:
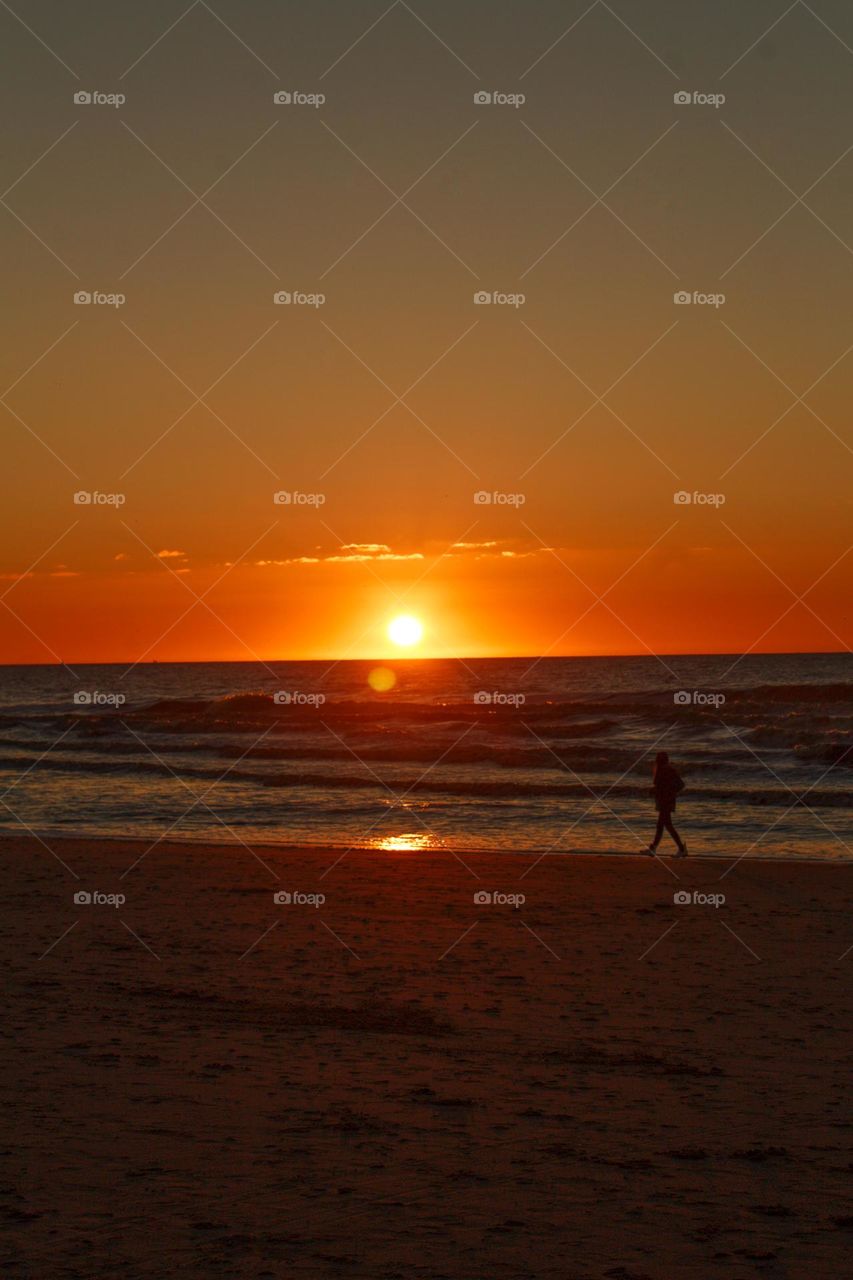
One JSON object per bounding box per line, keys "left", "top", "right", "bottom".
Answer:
{"left": 649, "top": 812, "right": 665, "bottom": 850}
{"left": 664, "top": 813, "right": 685, "bottom": 852}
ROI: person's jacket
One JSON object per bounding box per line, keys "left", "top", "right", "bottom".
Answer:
{"left": 653, "top": 763, "right": 684, "bottom": 810}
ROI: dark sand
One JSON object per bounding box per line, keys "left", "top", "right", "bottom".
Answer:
{"left": 3, "top": 835, "right": 852, "bottom": 1277}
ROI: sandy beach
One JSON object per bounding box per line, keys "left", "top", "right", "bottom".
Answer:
{"left": 3, "top": 834, "right": 851, "bottom": 1277}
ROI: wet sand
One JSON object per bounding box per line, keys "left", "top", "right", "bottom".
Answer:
{"left": 3, "top": 835, "right": 852, "bottom": 1277}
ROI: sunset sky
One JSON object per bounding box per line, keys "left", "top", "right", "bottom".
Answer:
{"left": 2, "top": 0, "right": 852, "bottom": 662}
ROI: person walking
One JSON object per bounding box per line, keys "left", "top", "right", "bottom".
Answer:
{"left": 646, "top": 750, "right": 687, "bottom": 856}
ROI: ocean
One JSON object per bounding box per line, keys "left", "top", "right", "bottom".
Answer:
{"left": 0, "top": 653, "right": 850, "bottom": 859}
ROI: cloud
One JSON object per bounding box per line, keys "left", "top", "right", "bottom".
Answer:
{"left": 157, "top": 549, "right": 186, "bottom": 559}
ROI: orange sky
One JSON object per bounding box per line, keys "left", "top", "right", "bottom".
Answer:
{"left": 1, "top": 0, "right": 852, "bottom": 663}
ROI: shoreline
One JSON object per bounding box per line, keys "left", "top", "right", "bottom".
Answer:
{"left": 2, "top": 830, "right": 853, "bottom": 865}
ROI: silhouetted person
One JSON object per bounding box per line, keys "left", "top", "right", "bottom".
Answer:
{"left": 646, "top": 750, "right": 686, "bottom": 856}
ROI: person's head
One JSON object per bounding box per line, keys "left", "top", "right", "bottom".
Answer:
{"left": 654, "top": 750, "right": 669, "bottom": 776}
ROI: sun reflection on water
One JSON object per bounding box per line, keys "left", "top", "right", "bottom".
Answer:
{"left": 372, "top": 833, "right": 439, "bottom": 853}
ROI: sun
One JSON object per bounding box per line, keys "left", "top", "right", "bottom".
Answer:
{"left": 387, "top": 614, "right": 423, "bottom": 647}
